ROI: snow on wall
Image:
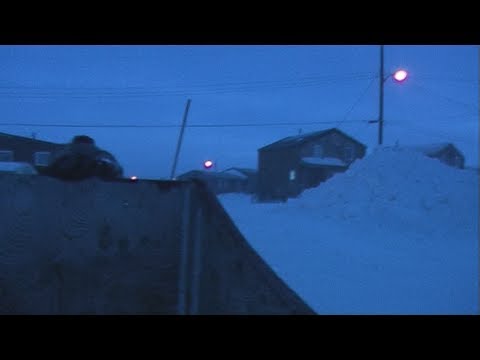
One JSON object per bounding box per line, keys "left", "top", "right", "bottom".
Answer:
{"left": 301, "top": 157, "right": 347, "bottom": 167}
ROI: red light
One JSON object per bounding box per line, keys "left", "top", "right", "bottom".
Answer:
{"left": 204, "top": 160, "right": 214, "bottom": 169}
{"left": 393, "top": 69, "right": 408, "bottom": 82}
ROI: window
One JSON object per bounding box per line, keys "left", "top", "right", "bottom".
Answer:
{"left": 289, "top": 170, "right": 296, "bottom": 181}
{"left": 0, "top": 150, "right": 14, "bottom": 162}
{"left": 34, "top": 151, "right": 51, "bottom": 166}
{"left": 313, "top": 144, "right": 324, "bottom": 157}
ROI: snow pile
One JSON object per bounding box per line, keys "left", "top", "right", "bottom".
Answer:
{"left": 296, "top": 146, "right": 476, "bottom": 240}
{"left": 219, "top": 147, "right": 479, "bottom": 314}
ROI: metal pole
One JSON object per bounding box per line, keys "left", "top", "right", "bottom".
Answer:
{"left": 378, "top": 45, "right": 385, "bottom": 145}
{"left": 170, "top": 99, "right": 192, "bottom": 180}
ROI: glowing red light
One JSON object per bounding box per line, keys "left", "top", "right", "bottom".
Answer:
{"left": 204, "top": 160, "right": 214, "bottom": 169}
{"left": 393, "top": 69, "right": 408, "bottom": 82}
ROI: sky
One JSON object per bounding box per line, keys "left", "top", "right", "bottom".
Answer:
{"left": 219, "top": 147, "right": 479, "bottom": 314}
{"left": 0, "top": 45, "right": 478, "bottom": 178}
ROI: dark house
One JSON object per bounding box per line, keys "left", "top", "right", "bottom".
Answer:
{"left": 257, "top": 128, "right": 366, "bottom": 201}
{"left": 0, "top": 132, "right": 64, "bottom": 174}
{"left": 222, "top": 167, "right": 258, "bottom": 194}
{"left": 176, "top": 170, "right": 247, "bottom": 195}
{"left": 407, "top": 143, "right": 465, "bottom": 169}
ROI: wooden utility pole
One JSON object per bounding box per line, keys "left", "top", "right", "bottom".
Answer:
{"left": 378, "top": 45, "right": 385, "bottom": 145}
{"left": 170, "top": 99, "right": 192, "bottom": 180}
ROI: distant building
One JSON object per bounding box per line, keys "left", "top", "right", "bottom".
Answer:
{"left": 221, "top": 167, "right": 258, "bottom": 194}
{"left": 0, "top": 132, "right": 64, "bottom": 174}
{"left": 406, "top": 143, "right": 465, "bottom": 169}
{"left": 257, "top": 128, "right": 366, "bottom": 201}
{"left": 176, "top": 170, "right": 247, "bottom": 194}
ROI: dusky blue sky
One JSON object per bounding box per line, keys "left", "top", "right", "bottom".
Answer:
{"left": 0, "top": 45, "right": 477, "bottom": 178}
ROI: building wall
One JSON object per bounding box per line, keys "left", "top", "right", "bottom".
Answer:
{"left": 246, "top": 173, "right": 258, "bottom": 194}
{"left": 188, "top": 180, "right": 314, "bottom": 314}
{"left": 0, "top": 174, "right": 313, "bottom": 314}
{"left": 258, "top": 131, "right": 366, "bottom": 201}
{"left": 432, "top": 145, "right": 465, "bottom": 169}
{"left": 0, "top": 135, "right": 63, "bottom": 172}
{"left": 300, "top": 132, "right": 366, "bottom": 165}
{"left": 0, "top": 175, "right": 184, "bottom": 314}
{"left": 258, "top": 147, "right": 301, "bottom": 201}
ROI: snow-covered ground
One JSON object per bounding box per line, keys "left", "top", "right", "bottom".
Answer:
{"left": 219, "top": 147, "right": 479, "bottom": 314}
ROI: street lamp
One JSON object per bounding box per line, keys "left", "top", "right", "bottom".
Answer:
{"left": 369, "top": 45, "right": 408, "bottom": 145}
{"left": 204, "top": 160, "right": 214, "bottom": 169}
{"left": 393, "top": 69, "right": 408, "bottom": 83}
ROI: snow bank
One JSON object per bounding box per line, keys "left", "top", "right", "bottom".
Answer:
{"left": 219, "top": 146, "right": 479, "bottom": 314}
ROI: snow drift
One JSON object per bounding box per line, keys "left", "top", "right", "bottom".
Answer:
{"left": 219, "top": 146, "right": 479, "bottom": 314}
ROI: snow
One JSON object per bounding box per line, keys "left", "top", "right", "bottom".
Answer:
{"left": 219, "top": 146, "right": 479, "bottom": 314}
{"left": 301, "top": 157, "right": 347, "bottom": 167}
{"left": 0, "top": 161, "right": 38, "bottom": 174}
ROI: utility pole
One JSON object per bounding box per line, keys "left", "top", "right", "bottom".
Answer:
{"left": 370, "top": 46, "right": 408, "bottom": 144}
{"left": 170, "top": 99, "right": 192, "bottom": 180}
{"left": 378, "top": 44, "right": 385, "bottom": 145}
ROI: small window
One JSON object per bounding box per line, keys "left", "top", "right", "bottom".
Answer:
{"left": 0, "top": 150, "right": 14, "bottom": 162}
{"left": 289, "top": 170, "right": 296, "bottom": 181}
{"left": 34, "top": 151, "right": 51, "bottom": 166}
{"left": 313, "top": 145, "right": 324, "bottom": 157}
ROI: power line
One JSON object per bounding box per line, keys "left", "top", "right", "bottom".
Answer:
{"left": 389, "top": 121, "right": 476, "bottom": 143}
{"left": 414, "top": 75, "right": 477, "bottom": 85}
{"left": 336, "top": 76, "right": 378, "bottom": 128}
{"left": 0, "top": 72, "right": 377, "bottom": 91}
{"left": 0, "top": 73, "right": 378, "bottom": 98}
{"left": 411, "top": 82, "right": 478, "bottom": 112}
{"left": 0, "top": 119, "right": 370, "bottom": 129}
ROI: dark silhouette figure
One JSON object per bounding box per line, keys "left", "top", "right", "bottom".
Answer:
{"left": 45, "top": 135, "right": 123, "bottom": 181}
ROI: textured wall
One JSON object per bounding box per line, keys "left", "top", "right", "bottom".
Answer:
{"left": 186, "top": 181, "right": 314, "bottom": 314}
{"left": 0, "top": 174, "right": 314, "bottom": 314}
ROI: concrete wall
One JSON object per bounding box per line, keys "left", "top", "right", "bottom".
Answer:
{"left": 184, "top": 180, "right": 315, "bottom": 314}
{"left": 0, "top": 174, "right": 314, "bottom": 314}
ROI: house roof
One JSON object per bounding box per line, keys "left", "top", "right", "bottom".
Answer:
{"left": 405, "top": 143, "right": 463, "bottom": 157}
{"left": 388, "top": 143, "right": 464, "bottom": 158}
{"left": 0, "top": 132, "right": 63, "bottom": 147}
{"left": 222, "top": 169, "right": 248, "bottom": 179}
{"left": 222, "top": 167, "right": 258, "bottom": 177}
{"left": 258, "top": 128, "right": 366, "bottom": 152}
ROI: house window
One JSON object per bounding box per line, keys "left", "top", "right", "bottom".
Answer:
{"left": 313, "top": 144, "right": 324, "bottom": 157}
{"left": 289, "top": 170, "right": 296, "bottom": 181}
{"left": 0, "top": 150, "right": 14, "bottom": 162}
{"left": 34, "top": 151, "right": 51, "bottom": 166}
{"left": 344, "top": 145, "right": 354, "bottom": 163}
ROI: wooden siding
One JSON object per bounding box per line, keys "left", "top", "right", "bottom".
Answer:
{"left": 0, "top": 134, "right": 63, "bottom": 172}
{"left": 258, "top": 130, "right": 366, "bottom": 201}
